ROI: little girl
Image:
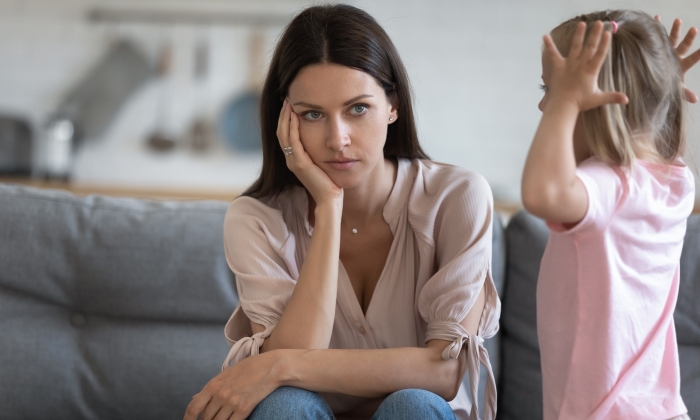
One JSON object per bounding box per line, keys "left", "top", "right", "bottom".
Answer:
{"left": 522, "top": 10, "right": 699, "bottom": 420}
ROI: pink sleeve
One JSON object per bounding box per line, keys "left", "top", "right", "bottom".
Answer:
{"left": 547, "top": 158, "right": 627, "bottom": 235}
{"left": 221, "top": 198, "right": 297, "bottom": 369}
{"left": 415, "top": 166, "right": 501, "bottom": 420}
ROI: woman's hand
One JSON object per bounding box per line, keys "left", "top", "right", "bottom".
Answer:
{"left": 183, "top": 351, "right": 284, "bottom": 420}
{"left": 277, "top": 100, "right": 343, "bottom": 206}
{"left": 656, "top": 16, "right": 700, "bottom": 103}
{"left": 542, "top": 21, "right": 629, "bottom": 112}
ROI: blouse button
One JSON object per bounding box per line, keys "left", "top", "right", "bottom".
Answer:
{"left": 358, "top": 326, "right": 366, "bottom": 335}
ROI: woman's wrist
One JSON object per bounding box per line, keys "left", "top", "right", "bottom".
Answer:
{"left": 314, "top": 199, "right": 343, "bottom": 223}
{"left": 269, "top": 348, "right": 307, "bottom": 387}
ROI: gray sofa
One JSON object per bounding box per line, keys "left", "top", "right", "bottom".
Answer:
{"left": 0, "top": 183, "right": 697, "bottom": 419}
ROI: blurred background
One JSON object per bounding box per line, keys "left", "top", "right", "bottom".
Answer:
{"left": 0, "top": 0, "right": 699, "bottom": 206}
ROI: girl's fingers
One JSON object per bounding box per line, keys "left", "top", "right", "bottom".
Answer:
{"left": 597, "top": 91, "right": 629, "bottom": 107}
{"left": 542, "top": 35, "right": 563, "bottom": 62}
{"left": 583, "top": 21, "right": 604, "bottom": 60}
{"left": 682, "top": 47, "right": 700, "bottom": 73}
{"left": 591, "top": 31, "right": 612, "bottom": 68}
{"left": 683, "top": 87, "right": 699, "bottom": 104}
{"left": 677, "top": 26, "right": 698, "bottom": 56}
{"left": 670, "top": 19, "right": 682, "bottom": 48}
{"left": 569, "top": 21, "right": 587, "bottom": 58}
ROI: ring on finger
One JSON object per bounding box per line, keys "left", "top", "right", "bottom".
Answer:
{"left": 283, "top": 146, "right": 293, "bottom": 156}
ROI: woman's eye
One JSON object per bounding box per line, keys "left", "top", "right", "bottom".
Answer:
{"left": 304, "top": 111, "right": 322, "bottom": 120}
{"left": 539, "top": 84, "right": 548, "bottom": 92}
{"left": 350, "top": 105, "right": 367, "bottom": 115}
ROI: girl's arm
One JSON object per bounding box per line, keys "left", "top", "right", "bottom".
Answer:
{"left": 184, "top": 287, "right": 486, "bottom": 420}
{"left": 521, "top": 21, "right": 627, "bottom": 224}
{"left": 258, "top": 102, "right": 343, "bottom": 351}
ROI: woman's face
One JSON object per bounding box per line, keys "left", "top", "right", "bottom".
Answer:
{"left": 287, "top": 63, "right": 398, "bottom": 189}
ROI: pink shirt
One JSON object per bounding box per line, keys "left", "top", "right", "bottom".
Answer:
{"left": 538, "top": 157, "right": 694, "bottom": 420}
{"left": 222, "top": 159, "right": 501, "bottom": 420}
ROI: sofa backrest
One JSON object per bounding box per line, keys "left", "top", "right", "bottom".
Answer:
{"left": 498, "top": 210, "right": 700, "bottom": 420}
{"left": 0, "top": 184, "right": 238, "bottom": 419}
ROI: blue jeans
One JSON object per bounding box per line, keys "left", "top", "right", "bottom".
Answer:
{"left": 247, "top": 386, "right": 456, "bottom": 420}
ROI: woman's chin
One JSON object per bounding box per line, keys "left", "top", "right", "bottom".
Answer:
{"left": 327, "top": 173, "right": 364, "bottom": 190}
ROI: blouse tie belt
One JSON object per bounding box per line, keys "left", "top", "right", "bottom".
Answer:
{"left": 427, "top": 321, "right": 497, "bottom": 420}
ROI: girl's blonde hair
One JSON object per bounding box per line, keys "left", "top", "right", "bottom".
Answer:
{"left": 551, "top": 10, "right": 686, "bottom": 167}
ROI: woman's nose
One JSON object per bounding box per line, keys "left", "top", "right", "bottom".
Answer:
{"left": 326, "top": 118, "right": 351, "bottom": 151}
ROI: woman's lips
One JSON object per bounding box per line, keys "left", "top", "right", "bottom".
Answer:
{"left": 326, "top": 160, "right": 358, "bottom": 170}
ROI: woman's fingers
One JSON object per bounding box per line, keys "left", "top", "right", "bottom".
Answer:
{"left": 183, "top": 392, "right": 212, "bottom": 420}
{"left": 284, "top": 107, "right": 305, "bottom": 169}
{"left": 211, "top": 405, "right": 234, "bottom": 420}
{"left": 276, "top": 100, "right": 291, "bottom": 149}
{"left": 289, "top": 111, "right": 303, "bottom": 151}
{"left": 199, "top": 398, "right": 225, "bottom": 420}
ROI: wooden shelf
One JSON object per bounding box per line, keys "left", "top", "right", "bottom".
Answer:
{"left": 0, "top": 177, "right": 241, "bottom": 202}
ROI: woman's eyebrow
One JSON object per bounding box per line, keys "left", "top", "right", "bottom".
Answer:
{"left": 342, "top": 94, "right": 373, "bottom": 105}
{"left": 292, "top": 94, "right": 374, "bottom": 109}
{"left": 292, "top": 101, "right": 322, "bottom": 109}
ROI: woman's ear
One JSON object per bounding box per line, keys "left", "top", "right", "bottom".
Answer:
{"left": 388, "top": 92, "right": 399, "bottom": 123}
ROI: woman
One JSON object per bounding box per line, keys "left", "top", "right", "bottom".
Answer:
{"left": 185, "top": 4, "right": 500, "bottom": 420}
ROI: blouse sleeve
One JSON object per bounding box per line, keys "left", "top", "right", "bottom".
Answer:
{"left": 221, "top": 197, "right": 298, "bottom": 369}
{"left": 415, "top": 166, "right": 501, "bottom": 420}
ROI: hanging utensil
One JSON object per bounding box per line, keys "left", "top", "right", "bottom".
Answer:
{"left": 219, "top": 27, "right": 266, "bottom": 152}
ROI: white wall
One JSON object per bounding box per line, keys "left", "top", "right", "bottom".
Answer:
{"left": 353, "top": 0, "right": 700, "bottom": 202}
{"left": 1, "top": 0, "right": 699, "bottom": 199}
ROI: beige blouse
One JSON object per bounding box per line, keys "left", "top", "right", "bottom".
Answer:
{"left": 222, "top": 159, "right": 501, "bottom": 420}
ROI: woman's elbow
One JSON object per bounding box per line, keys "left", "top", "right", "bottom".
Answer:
{"left": 434, "top": 362, "right": 463, "bottom": 402}
{"left": 440, "top": 372, "right": 462, "bottom": 402}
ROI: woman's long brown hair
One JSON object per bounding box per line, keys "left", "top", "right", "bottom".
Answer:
{"left": 243, "top": 4, "right": 429, "bottom": 199}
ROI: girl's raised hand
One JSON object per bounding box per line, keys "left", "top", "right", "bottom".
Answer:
{"left": 542, "top": 21, "right": 629, "bottom": 112}
{"left": 656, "top": 16, "right": 700, "bottom": 103}
{"left": 277, "top": 100, "right": 343, "bottom": 206}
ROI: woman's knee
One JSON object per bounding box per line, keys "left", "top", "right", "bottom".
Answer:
{"left": 372, "top": 389, "right": 455, "bottom": 420}
{"left": 247, "top": 386, "right": 333, "bottom": 420}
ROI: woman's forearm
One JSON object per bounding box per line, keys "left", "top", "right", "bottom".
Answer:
{"left": 273, "top": 342, "right": 464, "bottom": 401}
{"left": 261, "top": 200, "right": 342, "bottom": 351}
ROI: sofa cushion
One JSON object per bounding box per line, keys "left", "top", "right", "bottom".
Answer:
{"left": 0, "top": 184, "right": 237, "bottom": 419}
{"left": 677, "top": 215, "right": 700, "bottom": 417}
{"left": 498, "top": 211, "right": 547, "bottom": 420}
